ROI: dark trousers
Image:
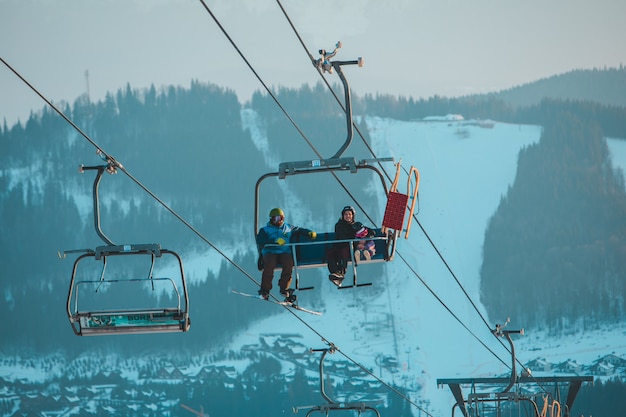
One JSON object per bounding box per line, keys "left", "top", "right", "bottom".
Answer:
{"left": 327, "top": 243, "right": 351, "bottom": 275}
{"left": 261, "top": 252, "right": 294, "bottom": 293}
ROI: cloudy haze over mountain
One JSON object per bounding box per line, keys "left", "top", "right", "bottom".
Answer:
{"left": 2, "top": 0, "right": 626, "bottom": 125}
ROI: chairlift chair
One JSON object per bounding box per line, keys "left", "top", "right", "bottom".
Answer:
{"left": 62, "top": 161, "right": 191, "bottom": 336}
{"left": 254, "top": 43, "right": 407, "bottom": 290}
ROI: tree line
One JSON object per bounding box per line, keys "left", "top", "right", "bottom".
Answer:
{"left": 479, "top": 106, "right": 626, "bottom": 330}
{"left": 1, "top": 70, "right": 626, "bottom": 350}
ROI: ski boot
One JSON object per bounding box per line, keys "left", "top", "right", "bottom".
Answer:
{"left": 328, "top": 272, "right": 344, "bottom": 287}
{"left": 281, "top": 288, "right": 297, "bottom": 304}
{"left": 258, "top": 289, "right": 270, "bottom": 301}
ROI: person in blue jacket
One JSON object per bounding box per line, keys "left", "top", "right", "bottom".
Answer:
{"left": 256, "top": 208, "right": 316, "bottom": 302}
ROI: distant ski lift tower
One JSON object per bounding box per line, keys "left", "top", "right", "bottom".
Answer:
{"left": 436, "top": 319, "right": 593, "bottom": 417}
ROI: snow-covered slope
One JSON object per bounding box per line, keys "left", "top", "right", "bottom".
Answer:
{"left": 226, "top": 115, "right": 626, "bottom": 415}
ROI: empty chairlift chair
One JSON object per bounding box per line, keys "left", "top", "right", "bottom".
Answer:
{"left": 61, "top": 161, "right": 191, "bottom": 336}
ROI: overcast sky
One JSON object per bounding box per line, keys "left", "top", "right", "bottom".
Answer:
{"left": 1, "top": 0, "right": 625, "bottom": 126}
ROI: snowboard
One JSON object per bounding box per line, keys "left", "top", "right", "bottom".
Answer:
{"left": 231, "top": 290, "right": 322, "bottom": 316}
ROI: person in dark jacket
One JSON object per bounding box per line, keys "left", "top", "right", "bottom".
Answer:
{"left": 327, "top": 206, "right": 375, "bottom": 287}
{"left": 256, "top": 208, "right": 316, "bottom": 302}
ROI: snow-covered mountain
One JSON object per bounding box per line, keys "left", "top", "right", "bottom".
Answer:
{"left": 2, "top": 111, "right": 625, "bottom": 416}
{"left": 222, "top": 113, "right": 626, "bottom": 415}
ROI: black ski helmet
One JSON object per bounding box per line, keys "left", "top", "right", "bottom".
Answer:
{"left": 341, "top": 206, "right": 355, "bottom": 218}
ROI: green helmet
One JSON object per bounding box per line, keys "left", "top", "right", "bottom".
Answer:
{"left": 269, "top": 208, "right": 284, "bottom": 217}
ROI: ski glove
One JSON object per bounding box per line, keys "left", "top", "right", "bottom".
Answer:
{"left": 308, "top": 231, "right": 317, "bottom": 239}
{"left": 276, "top": 238, "right": 286, "bottom": 246}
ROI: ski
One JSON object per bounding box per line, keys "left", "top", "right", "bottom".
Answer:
{"left": 231, "top": 290, "right": 322, "bottom": 316}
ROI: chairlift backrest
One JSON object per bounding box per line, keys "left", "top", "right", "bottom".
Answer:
{"left": 288, "top": 229, "right": 394, "bottom": 268}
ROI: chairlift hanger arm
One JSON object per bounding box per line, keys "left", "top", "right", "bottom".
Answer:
{"left": 292, "top": 346, "right": 381, "bottom": 417}
{"left": 314, "top": 42, "right": 364, "bottom": 159}
{"left": 315, "top": 348, "right": 336, "bottom": 405}
{"left": 331, "top": 63, "right": 353, "bottom": 159}
{"left": 79, "top": 163, "right": 118, "bottom": 246}
{"left": 492, "top": 320, "right": 525, "bottom": 393}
